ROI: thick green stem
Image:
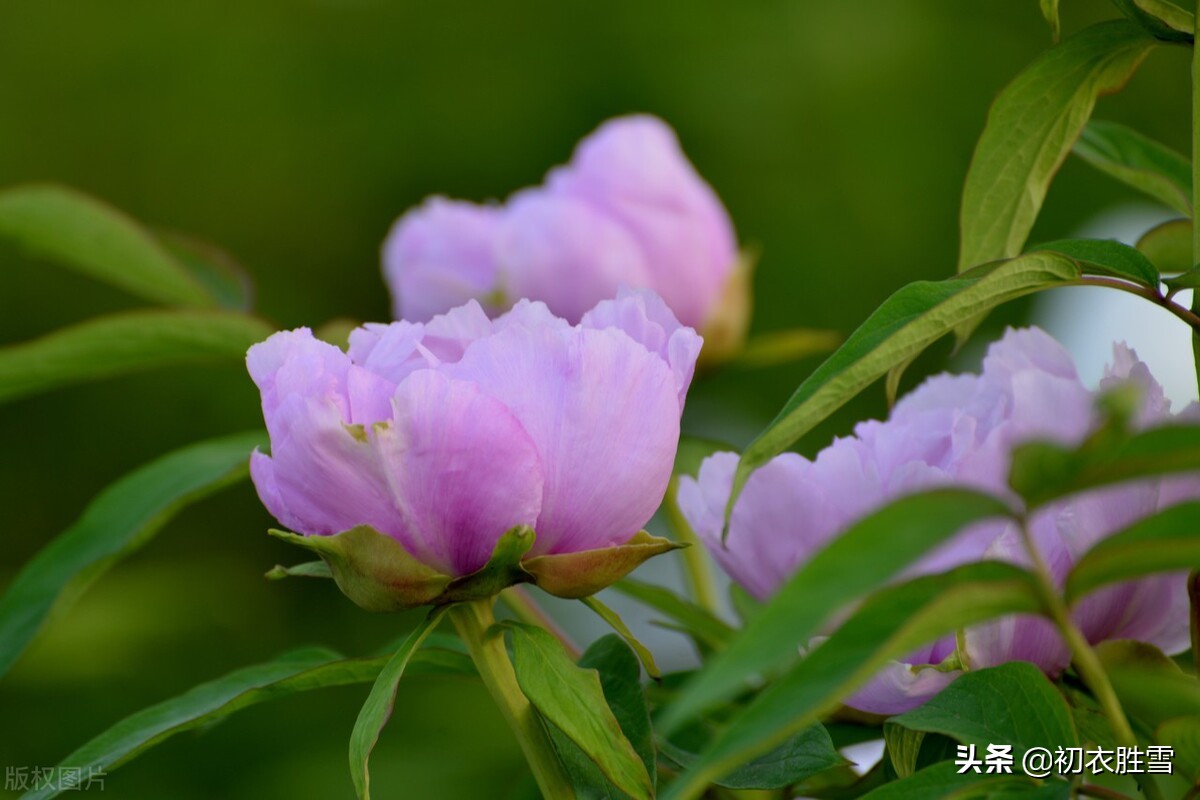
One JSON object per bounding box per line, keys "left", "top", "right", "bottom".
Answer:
{"left": 1015, "top": 522, "right": 1162, "bottom": 800}
{"left": 664, "top": 477, "right": 723, "bottom": 615}
{"left": 1192, "top": 0, "right": 1200, "bottom": 392}
{"left": 449, "top": 599, "right": 576, "bottom": 800}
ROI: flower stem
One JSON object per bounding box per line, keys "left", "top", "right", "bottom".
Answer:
{"left": 449, "top": 599, "right": 576, "bottom": 800}
{"left": 1015, "top": 521, "right": 1162, "bottom": 800}
{"left": 664, "top": 476, "right": 723, "bottom": 615}
{"left": 1191, "top": 0, "right": 1200, "bottom": 392}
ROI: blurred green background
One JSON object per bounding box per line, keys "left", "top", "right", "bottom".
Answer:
{"left": 0, "top": 1, "right": 1190, "bottom": 797}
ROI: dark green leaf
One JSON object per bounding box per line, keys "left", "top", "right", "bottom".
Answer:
{"left": 858, "top": 761, "right": 1034, "bottom": 800}
{"left": 350, "top": 607, "right": 449, "bottom": 800}
{"left": 660, "top": 489, "right": 1013, "bottom": 737}
{"left": 1157, "top": 716, "right": 1200, "bottom": 780}
{"left": 0, "top": 310, "right": 274, "bottom": 404}
{"left": 1073, "top": 120, "right": 1192, "bottom": 215}
{"left": 1139, "top": 218, "right": 1192, "bottom": 279}
{"left": 1066, "top": 501, "right": 1200, "bottom": 601}
{"left": 507, "top": 622, "right": 654, "bottom": 799}
{"left": 580, "top": 595, "right": 661, "bottom": 679}
{"left": 1032, "top": 237, "right": 1160, "bottom": 287}
{"left": 0, "top": 183, "right": 215, "bottom": 307}
{"left": 20, "top": 647, "right": 406, "bottom": 800}
{"left": 958, "top": 21, "right": 1156, "bottom": 272}
{"left": 660, "top": 562, "right": 1041, "bottom": 800}
{"left": 609, "top": 579, "right": 734, "bottom": 651}
{"left": 1009, "top": 423, "right": 1200, "bottom": 508}
{"left": 0, "top": 432, "right": 265, "bottom": 680}
{"left": 1111, "top": 0, "right": 1195, "bottom": 41}
{"left": 731, "top": 253, "right": 1080, "bottom": 517}
{"left": 660, "top": 726, "right": 843, "bottom": 790}
{"left": 157, "top": 230, "right": 253, "bottom": 311}
{"left": 890, "top": 663, "right": 1077, "bottom": 759}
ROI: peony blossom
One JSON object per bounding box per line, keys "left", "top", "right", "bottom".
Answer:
{"left": 383, "top": 115, "right": 741, "bottom": 335}
{"left": 250, "top": 288, "right": 701, "bottom": 607}
{"left": 678, "top": 328, "right": 1195, "bottom": 715}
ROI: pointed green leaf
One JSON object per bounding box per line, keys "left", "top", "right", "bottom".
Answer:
{"left": 661, "top": 562, "right": 1041, "bottom": 800}
{"left": 1073, "top": 120, "right": 1192, "bottom": 215}
{"left": 1040, "top": 0, "right": 1061, "bottom": 41}
{"left": 1111, "top": 0, "right": 1195, "bottom": 41}
{"left": 350, "top": 606, "right": 449, "bottom": 800}
{"left": 1066, "top": 501, "right": 1200, "bottom": 601}
{"left": 0, "top": 184, "right": 214, "bottom": 307}
{"left": 859, "top": 762, "right": 1043, "bottom": 800}
{"left": 1032, "top": 237, "right": 1160, "bottom": 287}
{"left": 609, "top": 579, "right": 735, "bottom": 651}
{"left": 0, "top": 310, "right": 274, "bottom": 404}
{"left": 0, "top": 431, "right": 265, "bottom": 680}
{"left": 21, "top": 647, "right": 406, "bottom": 800}
{"left": 1139, "top": 218, "right": 1192, "bottom": 278}
{"left": 660, "top": 489, "right": 1014, "bottom": 737}
{"left": 958, "top": 21, "right": 1156, "bottom": 273}
{"left": 729, "top": 253, "right": 1080, "bottom": 519}
{"left": 580, "top": 595, "right": 661, "bottom": 679}
{"left": 157, "top": 230, "right": 253, "bottom": 311}
{"left": 660, "top": 726, "right": 843, "bottom": 790}
{"left": 507, "top": 622, "right": 654, "bottom": 800}
{"left": 890, "top": 663, "right": 1078, "bottom": 758}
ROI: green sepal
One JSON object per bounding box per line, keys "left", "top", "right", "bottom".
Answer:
{"left": 436, "top": 525, "right": 536, "bottom": 604}
{"left": 265, "top": 560, "right": 333, "bottom": 580}
{"left": 268, "top": 526, "right": 452, "bottom": 612}
{"left": 523, "top": 531, "right": 687, "bottom": 599}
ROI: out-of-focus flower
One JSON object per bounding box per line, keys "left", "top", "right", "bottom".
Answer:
{"left": 678, "top": 328, "right": 1195, "bottom": 715}
{"left": 250, "top": 289, "right": 701, "bottom": 610}
{"left": 383, "top": 115, "right": 746, "bottom": 355}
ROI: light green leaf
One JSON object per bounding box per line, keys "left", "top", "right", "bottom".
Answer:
{"left": 1073, "top": 120, "right": 1192, "bottom": 215}
{"left": 0, "top": 310, "right": 274, "bottom": 404}
{"left": 580, "top": 595, "right": 661, "bottom": 679}
{"left": 1139, "top": 218, "right": 1192, "bottom": 278}
{"left": 1111, "top": 0, "right": 1195, "bottom": 40}
{"left": 609, "top": 579, "right": 734, "bottom": 651}
{"left": 890, "top": 663, "right": 1078, "bottom": 758}
{"left": 1040, "top": 0, "right": 1061, "bottom": 42}
{"left": 730, "top": 252, "right": 1080, "bottom": 518}
{"left": 19, "top": 646, "right": 436, "bottom": 800}
{"left": 1066, "top": 501, "right": 1200, "bottom": 601}
{"left": 660, "top": 562, "right": 1041, "bottom": 800}
{"left": 350, "top": 607, "right": 450, "bottom": 800}
{"left": 659, "top": 726, "right": 843, "bottom": 790}
{"left": 0, "top": 431, "right": 265, "bottom": 680}
{"left": 1157, "top": 717, "right": 1200, "bottom": 781}
{"left": 507, "top": 622, "right": 654, "bottom": 800}
{"left": 1031, "top": 237, "right": 1160, "bottom": 287}
{"left": 0, "top": 183, "right": 214, "bottom": 307}
{"left": 958, "top": 21, "right": 1156, "bottom": 273}
{"left": 660, "top": 489, "right": 1014, "bottom": 737}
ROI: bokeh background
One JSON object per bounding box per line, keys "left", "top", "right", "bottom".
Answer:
{"left": 0, "top": 1, "right": 1192, "bottom": 797}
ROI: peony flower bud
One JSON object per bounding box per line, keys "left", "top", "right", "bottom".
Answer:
{"left": 678, "top": 327, "right": 1197, "bottom": 715}
{"left": 383, "top": 115, "right": 744, "bottom": 346}
{"left": 250, "top": 289, "right": 700, "bottom": 610}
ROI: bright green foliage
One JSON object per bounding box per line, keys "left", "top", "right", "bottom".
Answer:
{"left": 1074, "top": 120, "right": 1192, "bottom": 215}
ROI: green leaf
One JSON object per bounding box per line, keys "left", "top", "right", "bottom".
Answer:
{"left": 0, "top": 183, "right": 215, "bottom": 307}
{"left": 1097, "top": 640, "right": 1200, "bottom": 728}
{"left": 1073, "top": 120, "right": 1192, "bottom": 215}
{"left": 546, "top": 635, "right": 658, "bottom": 799}
{"left": 157, "top": 230, "right": 253, "bottom": 311}
{"left": 1139, "top": 218, "right": 1193, "bottom": 278}
{"left": 350, "top": 606, "right": 449, "bottom": 800}
{"left": 580, "top": 595, "right": 661, "bottom": 679}
{"left": 890, "top": 663, "right": 1077, "bottom": 759}
{"left": 609, "top": 579, "right": 735, "bottom": 651}
{"left": 883, "top": 724, "right": 927, "bottom": 778}
{"left": 659, "top": 489, "right": 1013, "bottom": 736}
{"left": 1111, "top": 0, "right": 1195, "bottom": 41}
{"left": 958, "top": 21, "right": 1156, "bottom": 273}
{"left": 507, "top": 622, "right": 654, "bottom": 800}
{"left": 0, "top": 431, "right": 265, "bottom": 680}
{"left": 1157, "top": 716, "right": 1200, "bottom": 781}
{"left": 1065, "top": 501, "right": 1200, "bottom": 601}
{"left": 1009, "top": 423, "right": 1200, "bottom": 509}
{"left": 20, "top": 646, "right": 419, "bottom": 800}
{"left": 0, "top": 310, "right": 274, "bottom": 405}
{"left": 859, "top": 761, "right": 1036, "bottom": 800}
{"left": 730, "top": 252, "right": 1080, "bottom": 517}
{"left": 1031, "top": 237, "right": 1160, "bottom": 287}
{"left": 660, "top": 726, "right": 843, "bottom": 790}
{"left": 1040, "top": 0, "right": 1061, "bottom": 42}
{"left": 660, "top": 562, "right": 1041, "bottom": 800}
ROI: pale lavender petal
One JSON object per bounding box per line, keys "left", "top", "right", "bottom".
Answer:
{"left": 581, "top": 287, "right": 703, "bottom": 409}
{"left": 844, "top": 662, "right": 962, "bottom": 716}
{"left": 383, "top": 197, "right": 503, "bottom": 322}
{"left": 447, "top": 323, "right": 681, "bottom": 555}
{"left": 347, "top": 321, "right": 432, "bottom": 385}
{"left": 248, "top": 328, "right": 351, "bottom": 423}
{"left": 372, "top": 370, "right": 544, "bottom": 576}
{"left": 1101, "top": 342, "right": 1171, "bottom": 423}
